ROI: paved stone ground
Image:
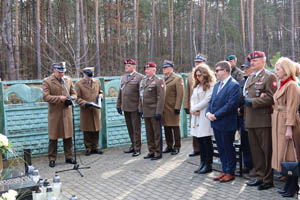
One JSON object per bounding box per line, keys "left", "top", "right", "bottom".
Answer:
{"left": 31, "top": 138, "right": 297, "bottom": 200}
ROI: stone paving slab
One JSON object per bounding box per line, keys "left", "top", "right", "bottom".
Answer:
{"left": 31, "top": 138, "right": 297, "bottom": 200}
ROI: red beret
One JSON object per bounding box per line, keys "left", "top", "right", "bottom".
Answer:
{"left": 145, "top": 62, "right": 156, "bottom": 68}
{"left": 247, "top": 51, "right": 265, "bottom": 61}
{"left": 124, "top": 59, "right": 136, "bottom": 65}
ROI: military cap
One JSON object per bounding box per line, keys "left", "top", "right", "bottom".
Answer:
{"left": 247, "top": 51, "right": 265, "bottom": 61}
{"left": 226, "top": 55, "right": 237, "bottom": 61}
{"left": 145, "top": 62, "right": 157, "bottom": 68}
{"left": 194, "top": 53, "right": 207, "bottom": 62}
{"left": 241, "top": 61, "right": 250, "bottom": 69}
{"left": 162, "top": 60, "right": 174, "bottom": 68}
{"left": 124, "top": 59, "right": 136, "bottom": 65}
{"left": 52, "top": 62, "right": 66, "bottom": 73}
{"left": 82, "top": 67, "right": 94, "bottom": 77}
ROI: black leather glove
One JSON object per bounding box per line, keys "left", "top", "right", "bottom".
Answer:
{"left": 244, "top": 98, "right": 252, "bottom": 107}
{"left": 174, "top": 109, "right": 180, "bottom": 115}
{"left": 137, "top": 110, "right": 143, "bottom": 117}
{"left": 185, "top": 109, "right": 190, "bottom": 114}
{"left": 85, "top": 102, "right": 93, "bottom": 108}
{"left": 64, "top": 97, "right": 73, "bottom": 107}
{"left": 117, "top": 108, "right": 123, "bottom": 115}
{"left": 154, "top": 114, "right": 161, "bottom": 121}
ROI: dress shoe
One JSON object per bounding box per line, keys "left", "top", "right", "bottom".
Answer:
{"left": 194, "top": 162, "right": 206, "bottom": 174}
{"left": 213, "top": 173, "right": 225, "bottom": 181}
{"left": 143, "top": 154, "right": 154, "bottom": 159}
{"left": 65, "top": 158, "right": 76, "bottom": 164}
{"left": 198, "top": 164, "right": 212, "bottom": 174}
{"left": 49, "top": 160, "right": 55, "bottom": 168}
{"left": 91, "top": 149, "right": 103, "bottom": 154}
{"left": 257, "top": 183, "right": 273, "bottom": 190}
{"left": 189, "top": 152, "right": 200, "bottom": 157}
{"left": 281, "top": 185, "right": 299, "bottom": 197}
{"left": 246, "top": 179, "right": 263, "bottom": 186}
{"left": 124, "top": 147, "right": 134, "bottom": 153}
{"left": 85, "top": 149, "right": 91, "bottom": 156}
{"left": 132, "top": 150, "right": 141, "bottom": 157}
{"left": 220, "top": 174, "right": 235, "bottom": 182}
{"left": 171, "top": 149, "right": 180, "bottom": 155}
{"left": 151, "top": 155, "right": 162, "bottom": 160}
{"left": 162, "top": 147, "right": 173, "bottom": 153}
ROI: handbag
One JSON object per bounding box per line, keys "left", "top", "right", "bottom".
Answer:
{"left": 281, "top": 139, "right": 299, "bottom": 177}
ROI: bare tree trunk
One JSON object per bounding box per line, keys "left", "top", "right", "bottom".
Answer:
{"left": 240, "top": 0, "right": 246, "bottom": 58}
{"left": 75, "top": 0, "right": 80, "bottom": 76}
{"left": 80, "top": 0, "right": 88, "bottom": 66}
{"left": 95, "top": 0, "right": 101, "bottom": 76}
{"left": 200, "top": 0, "right": 206, "bottom": 53}
{"left": 150, "top": 0, "right": 155, "bottom": 61}
{"left": 40, "top": 0, "right": 45, "bottom": 53}
{"left": 249, "top": 0, "right": 254, "bottom": 52}
{"left": 133, "top": 0, "right": 138, "bottom": 67}
{"left": 35, "top": 0, "right": 41, "bottom": 79}
{"left": 290, "top": 0, "right": 295, "bottom": 60}
{"left": 48, "top": 0, "right": 56, "bottom": 61}
{"left": 222, "top": 0, "right": 227, "bottom": 57}
{"left": 168, "top": 0, "right": 174, "bottom": 60}
{"left": 15, "top": 0, "right": 20, "bottom": 80}
{"left": 2, "top": 0, "right": 16, "bottom": 80}
{"left": 189, "top": 1, "right": 193, "bottom": 70}
{"left": 159, "top": 0, "right": 163, "bottom": 56}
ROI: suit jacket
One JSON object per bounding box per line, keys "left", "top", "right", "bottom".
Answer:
{"left": 244, "top": 69, "right": 277, "bottom": 128}
{"left": 206, "top": 77, "right": 241, "bottom": 132}
{"left": 42, "top": 74, "right": 77, "bottom": 139}
{"left": 139, "top": 74, "right": 165, "bottom": 118}
{"left": 117, "top": 71, "right": 144, "bottom": 112}
{"left": 162, "top": 72, "right": 184, "bottom": 126}
{"left": 75, "top": 78, "right": 103, "bottom": 132}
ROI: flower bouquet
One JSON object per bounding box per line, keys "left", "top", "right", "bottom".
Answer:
{"left": 0, "top": 133, "right": 13, "bottom": 173}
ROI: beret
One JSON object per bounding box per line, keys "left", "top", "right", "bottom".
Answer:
{"left": 247, "top": 51, "right": 265, "bottom": 61}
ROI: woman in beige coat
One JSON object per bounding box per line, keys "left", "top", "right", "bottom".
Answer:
{"left": 191, "top": 64, "right": 216, "bottom": 174}
{"left": 272, "top": 57, "right": 300, "bottom": 198}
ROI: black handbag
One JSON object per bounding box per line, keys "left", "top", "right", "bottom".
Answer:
{"left": 281, "top": 140, "right": 299, "bottom": 177}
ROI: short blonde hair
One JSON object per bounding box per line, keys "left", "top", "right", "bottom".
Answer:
{"left": 275, "top": 57, "right": 298, "bottom": 82}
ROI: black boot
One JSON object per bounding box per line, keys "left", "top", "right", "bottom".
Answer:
{"left": 282, "top": 176, "right": 299, "bottom": 198}
{"left": 194, "top": 161, "right": 205, "bottom": 174}
{"left": 278, "top": 176, "right": 291, "bottom": 194}
{"left": 198, "top": 163, "right": 212, "bottom": 174}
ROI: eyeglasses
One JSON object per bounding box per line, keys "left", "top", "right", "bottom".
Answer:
{"left": 196, "top": 74, "right": 202, "bottom": 77}
{"left": 215, "top": 68, "right": 225, "bottom": 73}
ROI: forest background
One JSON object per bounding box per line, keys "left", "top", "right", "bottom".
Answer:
{"left": 0, "top": 0, "right": 299, "bottom": 81}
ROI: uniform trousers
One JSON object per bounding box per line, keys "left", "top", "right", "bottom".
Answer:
{"left": 248, "top": 127, "right": 273, "bottom": 184}
{"left": 124, "top": 111, "right": 141, "bottom": 150}
{"left": 84, "top": 131, "right": 99, "bottom": 151}
{"left": 213, "top": 129, "right": 236, "bottom": 175}
{"left": 48, "top": 138, "right": 73, "bottom": 161}
{"left": 144, "top": 117, "right": 162, "bottom": 157}
{"left": 197, "top": 136, "right": 213, "bottom": 164}
{"left": 164, "top": 126, "right": 181, "bottom": 150}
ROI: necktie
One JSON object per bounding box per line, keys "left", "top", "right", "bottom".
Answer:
{"left": 217, "top": 81, "right": 223, "bottom": 94}
{"left": 127, "top": 74, "right": 131, "bottom": 81}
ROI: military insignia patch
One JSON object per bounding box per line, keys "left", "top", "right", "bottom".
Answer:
{"left": 180, "top": 81, "right": 184, "bottom": 86}
{"left": 151, "top": 81, "right": 156, "bottom": 84}
{"left": 272, "top": 81, "right": 277, "bottom": 87}
{"left": 161, "top": 84, "right": 164, "bottom": 88}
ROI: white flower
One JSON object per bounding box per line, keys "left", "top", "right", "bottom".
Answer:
{"left": 0, "top": 134, "right": 8, "bottom": 148}
{"left": 1, "top": 190, "right": 17, "bottom": 200}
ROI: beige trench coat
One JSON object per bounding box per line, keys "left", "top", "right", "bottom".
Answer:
{"left": 75, "top": 78, "right": 104, "bottom": 132}
{"left": 271, "top": 81, "right": 300, "bottom": 172}
{"left": 162, "top": 73, "right": 184, "bottom": 126}
{"left": 42, "top": 75, "right": 77, "bottom": 140}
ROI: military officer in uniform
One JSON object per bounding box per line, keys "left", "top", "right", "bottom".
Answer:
{"left": 184, "top": 53, "right": 207, "bottom": 157}
{"left": 117, "top": 59, "right": 143, "bottom": 156}
{"left": 244, "top": 51, "right": 277, "bottom": 190}
{"left": 139, "top": 62, "right": 165, "bottom": 160}
{"left": 161, "top": 60, "right": 184, "bottom": 155}
{"left": 226, "top": 55, "right": 243, "bottom": 83}
{"left": 75, "top": 67, "right": 104, "bottom": 156}
{"left": 42, "top": 62, "right": 77, "bottom": 168}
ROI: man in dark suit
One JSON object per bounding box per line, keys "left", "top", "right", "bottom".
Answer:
{"left": 206, "top": 61, "right": 242, "bottom": 182}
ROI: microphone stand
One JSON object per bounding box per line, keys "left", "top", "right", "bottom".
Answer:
{"left": 55, "top": 78, "right": 90, "bottom": 177}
